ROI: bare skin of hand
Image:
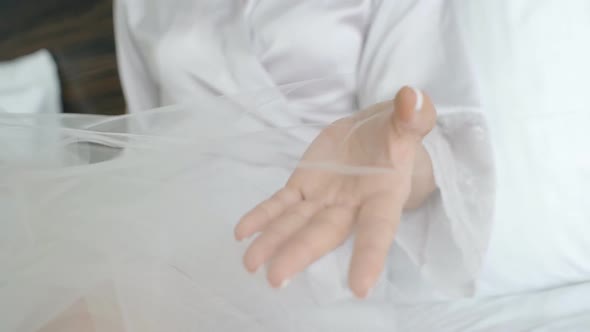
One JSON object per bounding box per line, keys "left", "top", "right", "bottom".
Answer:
{"left": 235, "top": 87, "right": 437, "bottom": 298}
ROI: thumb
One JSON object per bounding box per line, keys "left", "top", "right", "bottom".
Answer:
{"left": 392, "top": 86, "right": 437, "bottom": 138}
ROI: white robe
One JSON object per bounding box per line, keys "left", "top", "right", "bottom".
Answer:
{"left": 114, "top": 0, "right": 494, "bottom": 300}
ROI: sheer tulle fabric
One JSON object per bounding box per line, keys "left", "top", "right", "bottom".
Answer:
{"left": 1, "top": 83, "right": 483, "bottom": 331}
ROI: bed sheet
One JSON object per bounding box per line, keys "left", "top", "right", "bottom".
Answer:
{"left": 396, "top": 281, "right": 590, "bottom": 331}
{"left": 34, "top": 280, "right": 590, "bottom": 331}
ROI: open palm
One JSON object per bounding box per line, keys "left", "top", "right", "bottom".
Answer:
{"left": 235, "top": 87, "right": 436, "bottom": 298}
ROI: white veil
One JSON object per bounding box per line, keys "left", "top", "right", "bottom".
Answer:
{"left": 1, "top": 80, "right": 411, "bottom": 332}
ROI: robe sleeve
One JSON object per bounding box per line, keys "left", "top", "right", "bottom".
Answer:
{"left": 358, "top": 0, "right": 495, "bottom": 297}
{"left": 114, "top": 0, "right": 160, "bottom": 113}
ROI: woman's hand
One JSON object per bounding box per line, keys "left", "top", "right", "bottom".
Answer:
{"left": 235, "top": 87, "right": 437, "bottom": 298}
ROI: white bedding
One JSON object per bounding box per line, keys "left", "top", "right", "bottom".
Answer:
{"left": 458, "top": 0, "right": 590, "bottom": 297}
{"left": 396, "top": 282, "right": 590, "bottom": 331}
{"left": 400, "top": 1, "right": 590, "bottom": 329}
{"left": 0, "top": 49, "right": 60, "bottom": 116}
{"left": 0, "top": 50, "right": 62, "bottom": 163}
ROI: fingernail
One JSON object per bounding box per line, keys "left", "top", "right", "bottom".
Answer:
{"left": 244, "top": 263, "right": 257, "bottom": 274}
{"left": 280, "top": 279, "right": 291, "bottom": 289}
{"left": 411, "top": 87, "right": 424, "bottom": 113}
{"left": 234, "top": 228, "right": 243, "bottom": 242}
{"left": 244, "top": 259, "right": 259, "bottom": 274}
{"left": 237, "top": 231, "right": 258, "bottom": 243}
{"left": 355, "top": 287, "right": 372, "bottom": 299}
{"left": 354, "top": 282, "right": 375, "bottom": 299}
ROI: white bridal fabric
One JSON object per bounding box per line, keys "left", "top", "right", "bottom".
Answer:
{"left": 0, "top": 79, "right": 485, "bottom": 331}
{"left": 2, "top": 83, "right": 590, "bottom": 332}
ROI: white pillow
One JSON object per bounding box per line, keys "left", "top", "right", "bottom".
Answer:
{"left": 456, "top": 1, "right": 590, "bottom": 296}
{"left": 0, "top": 49, "right": 61, "bottom": 115}
{"left": 0, "top": 49, "right": 62, "bottom": 162}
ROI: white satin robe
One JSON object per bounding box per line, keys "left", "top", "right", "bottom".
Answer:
{"left": 114, "top": 0, "right": 494, "bottom": 300}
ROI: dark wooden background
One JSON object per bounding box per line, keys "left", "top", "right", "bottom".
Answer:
{"left": 0, "top": 0, "right": 126, "bottom": 115}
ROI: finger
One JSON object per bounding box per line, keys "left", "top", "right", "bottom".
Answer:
{"left": 243, "top": 200, "right": 320, "bottom": 273}
{"left": 235, "top": 186, "right": 302, "bottom": 241}
{"left": 267, "top": 206, "right": 356, "bottom": 288}
{"left": 392, "top": 86, "right": 436, "bottom": 138}
{"left": 349, "top": 194, "right": 403, "bottom": 298}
